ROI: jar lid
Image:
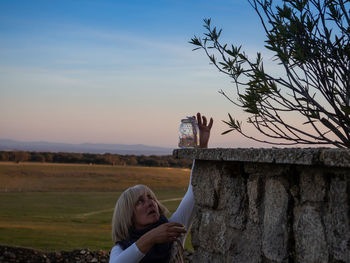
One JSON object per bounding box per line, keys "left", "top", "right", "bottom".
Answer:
{"left": 184, "top": 116, "right": 196, "bottom": 122}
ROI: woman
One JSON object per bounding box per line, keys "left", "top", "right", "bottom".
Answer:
{"left": 109, "top": 113, "right": 213, "bottom": 263}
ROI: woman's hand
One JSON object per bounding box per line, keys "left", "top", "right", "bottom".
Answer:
{"left": 197, "top": 112, "right": 213, "bottom": 148}
{"left": 136, "top": 222, "right": 186, "bottom": 254}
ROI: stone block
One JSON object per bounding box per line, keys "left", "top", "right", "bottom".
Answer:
{"left": 218, "top": 170, "right": 247, "bottom": 230}
{"left": 299, "top": 168, "right": 325, "bottom": 203}
{"left": 294, "top": 205, "right": 329, "bottom": 263}
{"left": 244, "top": 163, "right": 290, "bottom": 179}
{"left": 197, "top": 210, "right": 232, "bottom": 254}
{"left": 191, "top": 249, "right": 213, "bottom": 263}
{"left": 192, "top": 161, "right": 222, "bottom": 209}
{"left": 247, "top": 176, "right": 260, "bottom": 224}
{"left": 190, "top": 205, "right": 202, "bottom": 250}
{"left": 262, "top": 179, "right": 289, "bottom": 262}
{"left": 192, "top": 248, "right": 225, "bottom": 263}
{"left": 228, "top": 222, "right": 262, "bottom": 263}
{"left": 323, "top": 176, "right": 350, "bottom": 261}
{"left": 273, "top": 148, "right": 318, "bottom": 165}
{"left": 321, "top": 148, "right": 350, "bottom": 167}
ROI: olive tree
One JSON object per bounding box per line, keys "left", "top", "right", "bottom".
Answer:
{"left": 190, "top": 0, "right": 350, "bottom": 148}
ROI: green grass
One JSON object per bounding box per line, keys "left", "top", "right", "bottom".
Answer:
{"left": 0, "top": 162, "right": 193, "bottom": 252}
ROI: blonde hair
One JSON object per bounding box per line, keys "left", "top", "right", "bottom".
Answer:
{"left": 111, "top": 185, "right": 169, "bottom": 243}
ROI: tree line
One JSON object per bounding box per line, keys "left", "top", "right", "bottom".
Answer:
{"left": 0, "top": 151, "right": 192, "bottom": 168}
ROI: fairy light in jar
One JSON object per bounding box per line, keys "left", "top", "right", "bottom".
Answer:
{"left": 178, "top": 116, "right": 199, "bottom": 148}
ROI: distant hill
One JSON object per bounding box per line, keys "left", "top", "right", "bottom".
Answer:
{"left": 0, "top": 139, "right": 173, "bottom": 156}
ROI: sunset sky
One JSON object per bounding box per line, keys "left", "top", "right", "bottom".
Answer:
{"left": 1, "top": 0, "right": 278, "bottom": 148}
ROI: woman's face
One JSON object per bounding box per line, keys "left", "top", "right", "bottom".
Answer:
{"left": 133, "top": 192, "right": 160, "bottom": 229}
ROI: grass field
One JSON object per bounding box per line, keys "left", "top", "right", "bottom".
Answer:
{"left": 0, "top": 162, "right": 192, "bottom": 252}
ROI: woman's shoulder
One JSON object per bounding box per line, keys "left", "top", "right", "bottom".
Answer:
{"left": 111, "top": 244, "right": 124, "bottom": 254}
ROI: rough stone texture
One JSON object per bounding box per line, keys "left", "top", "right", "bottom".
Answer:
{"left": 220, "top": 172, "right": 246, "bottom": 230}
{"left": 228, "top": 223, "right": 262, "bottom": 263}
{"left": 294, "top": 205, "right": 329, "bottom": 263}
{"left": 190, "top": 206, "right": 201, "bottom": 250}
{"left": 173, "top": 147, "right": 350, "bottom": 167}
{"left": 191, "top": 248, "right": 224, "bottom": 263}
{"left": 244, "top": 163, "right": 290, "bottom": 178}
{"left": 247, "top": 177, "right": 260, "bottom": 224}
{"left": 0, "top": 246, "right": 110, "bottom": 263}
{"left": 0, "top": 245, "right": 193, "bottom": 263}
{"left": 299, "top": 168, "right": 326, "bottom": 203}
{"left": 323, "top": 176, "right": 350, "bottom": 262}
{"left": 174, "top": 148, "right": 350, "bottom": 263}
{"left": 191, "top": 160, "right": 223, "bottom": 209}
{"left": 320, "top": 148, "right": 350, "bottom": 167}
{"left": 197, "top": 209, "right": 231, "bottom": 254}
{"left": 262, "top": 179, "right": 289, "bottom": 262}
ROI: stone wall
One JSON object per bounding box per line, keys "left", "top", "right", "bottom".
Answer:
{"left": 0, "top": 245, "right": 193, "bottom": 263}
{"left": 174, "top": 148, "right": 350, "bottom": 263}
{"left": 0, "top": 245, "right": 109, "bottom": 263}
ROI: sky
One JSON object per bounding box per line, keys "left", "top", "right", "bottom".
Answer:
{"left": 0, "top": 0, "right": 275, "bottom": 148}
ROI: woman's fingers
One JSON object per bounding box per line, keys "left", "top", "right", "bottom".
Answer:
{"left": 197, "top": 112, "right": 202, "bottom": 126}
{"left": 149, "top": 222, "right": 187, "bottom": 243}
{"left": 169, "top": 227, "right": 186, "bottom": 235}
{"left": 164, "top": 223, "right": 186, "bottom": 240}
{"left": 166, "top": 224, "right": 186, "bottom": 233}
{"left": 202, "top": 115, "right": 207, "bottom": 126}
{"left": 208, "top": 117, "right": 213, "bottom": 129}
{"left": 197, "top": 112, "right": 213, "bottom": 130}
{"left": 166, "top": 222, "right": 185, "bottom": 228}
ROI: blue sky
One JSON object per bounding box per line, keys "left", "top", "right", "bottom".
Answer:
{"left": 0, "top": 0, "right": 272, "bottom": 148}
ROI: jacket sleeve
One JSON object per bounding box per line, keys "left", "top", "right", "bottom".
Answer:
{"left": 168, "top": 160, "right": 195, "bottom": 245}
{"left": 109, "top": 243, "right": 145, "bottom": 263}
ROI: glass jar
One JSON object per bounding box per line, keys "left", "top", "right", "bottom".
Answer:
{"left": 178, "top": 116, "right": 199, "bottom": 148}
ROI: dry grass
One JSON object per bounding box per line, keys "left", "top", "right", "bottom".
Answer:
{"left": 0, "top": 162, "right": 193, "bottom": 251}
{"left": 0, "top": 162, "right": 191, "bottom": 192}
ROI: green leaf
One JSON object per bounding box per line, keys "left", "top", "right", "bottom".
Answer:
{"left": 222, "top": 114, "right": 242, "bottom": 131}
{"left": 341, "top": 105, "right": 350, "bottom": 115}
{"left": 204, "top": 18, "right": 211, "bottom": 27}
{"left": 303, "top": 120, "right": 317, "bottom": 125}
{"left": 306, "top": 110, "right": 320, "bottom": 119}
{"left": 221, "top": 129, "right": 234, "bottom": 135}
{"left": 296, "top": 97, "right": 308, "bottom": 102}
{"left": 228, "top": 113, "right": 234, "bottom": 124}
{"left": 189, "top": 37, "right": 202, "bottom": 46}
